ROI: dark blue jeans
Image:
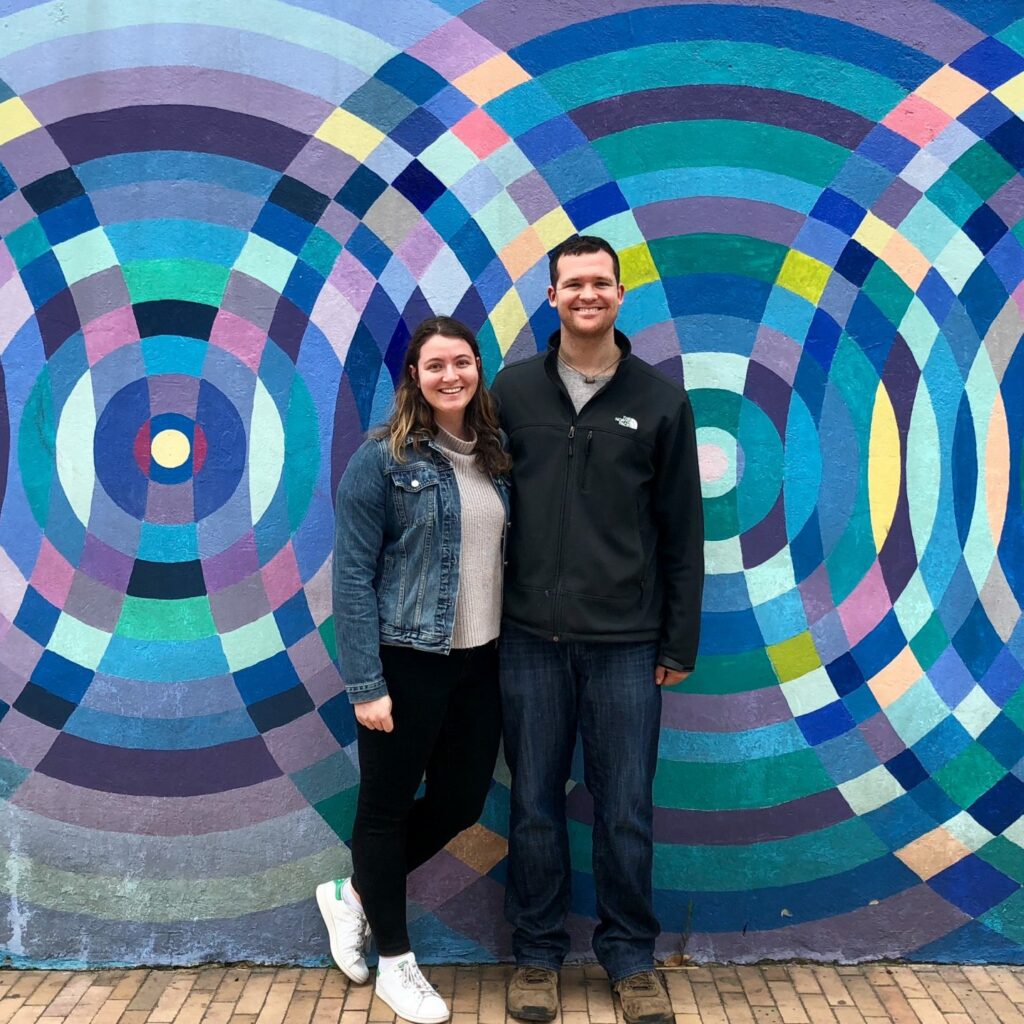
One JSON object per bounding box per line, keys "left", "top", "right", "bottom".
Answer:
{"left": 499, "top": 624, "right": 662, "bottom": 982}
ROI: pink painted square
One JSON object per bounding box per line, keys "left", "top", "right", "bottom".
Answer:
{"left": 262, "top": 711, "right": 338, "bottom": 774}
{"left": 882, "top": 94, "right": 951, "bottom": 147}
{"left": 838, "top": 561, "right": 889, "bottom": 647}
{"left": 209, "top": 309, "right": 266, "bottom": 371}
{"left": 452, "top": 109, "right": 510, "bottom": 159}
{"left": 396, "top": 220, "right": 446, "bottom": 279}
{"left": 329, "top": 250, "right": 375, "bottom": 307}
{"left": 30, "top": 538, "right": 75, "bottom": 606}
{"left": 84, "top": 305, "right": 140, "bottom": 366}
{"left": 262, "top": 543, "right": 303, "bottom": 609}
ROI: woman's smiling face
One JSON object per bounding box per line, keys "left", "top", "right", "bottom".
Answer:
{"left": 412, "top": 334, "right": 480, "bottom": 420}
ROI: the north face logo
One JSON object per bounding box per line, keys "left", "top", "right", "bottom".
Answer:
{"left": 615, "top": 415, "right": 638, "bottom": 430}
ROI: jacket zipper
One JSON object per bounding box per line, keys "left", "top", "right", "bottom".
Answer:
{"left": 550, "top": 421, "right": 576, "bottom": 640}
{"left": 581, "top": 430, "right": 593, "bottom": 492}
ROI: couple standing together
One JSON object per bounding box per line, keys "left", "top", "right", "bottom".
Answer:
{"left": 318, "top": 236, "right": 705, "bottom": 1024}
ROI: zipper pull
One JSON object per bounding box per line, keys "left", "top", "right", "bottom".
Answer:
{"left": 568, "top": 424, "right": 576, "bottom": 456}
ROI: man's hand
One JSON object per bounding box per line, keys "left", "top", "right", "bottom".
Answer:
{"left": 655, "top": 665, "right": 690, "bottom": 687}
{"left": 354, "top": 694, "right": 394, "bottom": 732}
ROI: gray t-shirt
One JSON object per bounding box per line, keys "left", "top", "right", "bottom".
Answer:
{"left": 557, "top": 358, "right": 617, "bottom": 413}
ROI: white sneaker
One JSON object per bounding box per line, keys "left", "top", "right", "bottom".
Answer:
{"left": 316, "top": 878, "right": 370, "bottom": 983}
{"left": 375, "top": 954, "right": 450, "bottom": 1024}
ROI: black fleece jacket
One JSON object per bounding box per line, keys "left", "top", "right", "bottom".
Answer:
{"left": 490, "top": 330, "right": 705, "bottom": 670}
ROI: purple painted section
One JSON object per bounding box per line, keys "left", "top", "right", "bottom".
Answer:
{"left": 572, "top": 86, "right": 873, "bottom": 149}
{"left": 47, "top": 105, "right": 308, "bottom": 170}
{"left": 36, "top": 733, "right": 282, "bottom": 796}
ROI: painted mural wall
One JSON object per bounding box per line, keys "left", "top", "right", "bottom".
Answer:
{"left": 0, "top": 0, "right": 1022, "bottom": 968}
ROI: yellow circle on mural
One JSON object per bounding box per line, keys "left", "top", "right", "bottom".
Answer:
{"left": 151, "top": 428, "right": 191, "bottom": 469}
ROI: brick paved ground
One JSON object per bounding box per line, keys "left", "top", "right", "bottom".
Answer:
{"left": 3, "top": 963, "right": 1024, "bottom": 1024}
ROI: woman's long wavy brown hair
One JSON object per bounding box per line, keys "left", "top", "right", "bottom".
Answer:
{"left": 384, "top": 316, "right": 511, "bottom": 477}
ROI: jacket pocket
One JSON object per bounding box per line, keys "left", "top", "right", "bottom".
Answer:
{"left": 387, "top": 463, "right": 440, "bottom": 527}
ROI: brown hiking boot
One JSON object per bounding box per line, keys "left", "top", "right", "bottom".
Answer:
{"left": 506, "top": 966, "right": 559, "bottom": 1022}
{"left": 613, "top": 971, "right": 672, "bottom": 1024}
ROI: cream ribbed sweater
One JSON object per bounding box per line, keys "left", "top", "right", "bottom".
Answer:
{"left": 435, "top": 427, "right": 505, "bottom": 649}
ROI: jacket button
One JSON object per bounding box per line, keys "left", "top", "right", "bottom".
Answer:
{"left": 411, "top": 479, "right": 420, "bottom": 488}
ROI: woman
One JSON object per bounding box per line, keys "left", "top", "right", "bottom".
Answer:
{"left": 316, "top": 316, "right": 511, "bottom": 1024}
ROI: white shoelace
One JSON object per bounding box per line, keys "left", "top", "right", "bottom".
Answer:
{"left": 396, "top": 960, "right": 437, "bottom": 998}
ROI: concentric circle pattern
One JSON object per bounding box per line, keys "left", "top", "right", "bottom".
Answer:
{"left": 0, "top": 0, "right": 1022, "bottom": 967}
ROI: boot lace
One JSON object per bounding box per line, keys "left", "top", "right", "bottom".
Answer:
{"left": 620, "top": 971, "right": 659, "bottom": 993}
{"left": 520, "top": 968, "right": 555, "bottom": 986}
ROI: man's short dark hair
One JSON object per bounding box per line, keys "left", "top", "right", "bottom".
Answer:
{"left": 549, "top": 234, "right": 620, "bottom": 286}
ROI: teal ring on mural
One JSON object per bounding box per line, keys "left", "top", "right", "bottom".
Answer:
{"left": 692, "top": 388, "right": 784, "bottom": 542}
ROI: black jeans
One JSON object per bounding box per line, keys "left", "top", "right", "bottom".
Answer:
{"left": 351, "top": 641, "right": 501, "bottom": 956}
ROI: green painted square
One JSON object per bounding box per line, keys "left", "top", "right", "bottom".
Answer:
{"left": 123, "top": 259, "right": 229, "bottom": 305}
{"left": 950, "top": 141, "right": 1016, "bottom": 201}
{"left": 932, "top": 230, "right": 983, "bottom": 293}
{"left": 474, "top": 191, "right": 528, "bottom": 251}
{"left": 980, "top": 889, "right": 1024, "bottom": 946}
{"left": 977, "top": 836, "right": 1024, "bottom": 884}
{"left": 911, "top": 613, "right": 948, "bottom": 670}
{"left": 767, "top": 631, "right": 821, "bottom": 683}
{"left": 419, "top": 132, "right": 479, "bottom": 188}
{"left": 654, "top": 748, "right": 833, "bottom": 811}
{"left": 300, "top": 228, "right": 342, "bottom": 280}
{"left": 926, "top": 171, "right": 987, "bottom": 226}
{"left": 650, "top": 234, "right": 785, "bottom": 283}
{"left": 292, "top": 750, "right": 359, "bottom": 804}
{"left": 0, "top": 756, "right": 30, "bottom": 800}
{"left": 1004, "top": 685, "right": 1024, "bottom": 730}
{"left": 220, "top": 612, "right": 285, "bottom": 672}
{"left": 318, "top": 617, "right": 337, "bottom": 661}
{"left": 6, "top": 219, "right": 49, "bottom": 269}
{"left": 52, "top": 227, "right": 118, "bottom": 285}
{"left": 485, "top": 139, "right": 534, "bottom": 187}
{"left": 898, "top": 198, "right": 958, "bottom": 261}
{"left": 862, "top": 261, "right": 913, "bottom": 325}
{"left": 48, "top": 613, "right": 111, "bottom": 670}
{"left": 685, "top": 647, "right": 779, "bottom": 694}
{"left": 116, "top": 595, "right": 217, "bottom": 641}
{"left": 315, "top": 787, "right": 358, "bottom": 841}
{"left": 234, "top": 235, "right": 297, "bottom": 294}
{"left": 933, "top": 742, "right": 1006, "bottom": 808}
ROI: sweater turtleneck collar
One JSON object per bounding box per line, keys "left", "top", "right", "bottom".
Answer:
{"left": 434, "top": 425, "right": 476, "bottom": 456}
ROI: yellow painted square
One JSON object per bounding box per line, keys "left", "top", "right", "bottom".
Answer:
{"left": 532, "top": 207, "right": 574, "bottom": 251}
{"left": 488, "top": 288, "right": 528, "bottom": 354}
{"left": 915, "top": 65, "right": 988, "bottom": 117}
{"left": 620, "top": 242, "right": 659, "bottom": 289}
{"left": 315, "top": 108, "right": 385, "bottom": 162}
{"left": 767, "top": 630, "right": 821, "bottom": 683}
{"left": 853, "top": 212, "right": 895, "bottom": 257}
{"left": 0, "top": 96, "right": 41, "bottom": 147}
{"left": 776, "top": 250, "right": 830, "bottom": 304}
{"left": 445, "top": 823, "right": 508, "bottom": 874}
{"left": 895, "top": 826, "right": 971, "bottom": 880}
{"left": 994, "top": 72, "right": 1024, "bottom": 116}
{"left": 881, "top": 232, "right": 930, "bottom": 291}
{"left": 455, "top": 54, "right": 530, "bottom": 106}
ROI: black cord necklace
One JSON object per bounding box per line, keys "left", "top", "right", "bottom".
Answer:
{"left": 557, "top": 351, "right": 621, "bottom": 384}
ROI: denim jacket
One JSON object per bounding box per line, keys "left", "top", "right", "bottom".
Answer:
{"left": 333, "top": 434, "right": 511, "bottom": 703}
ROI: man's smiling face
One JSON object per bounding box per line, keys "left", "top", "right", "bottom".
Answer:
{"left": 548, "top": 250, "right": 625, "bottom": 341}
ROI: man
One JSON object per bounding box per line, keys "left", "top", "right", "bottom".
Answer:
{"left": 490, "top": 236, "right": 704, "bottom": 1024}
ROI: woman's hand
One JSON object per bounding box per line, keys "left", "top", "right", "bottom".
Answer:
{"left": 355, "top": 694, "right": 394, "bottom": 732}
